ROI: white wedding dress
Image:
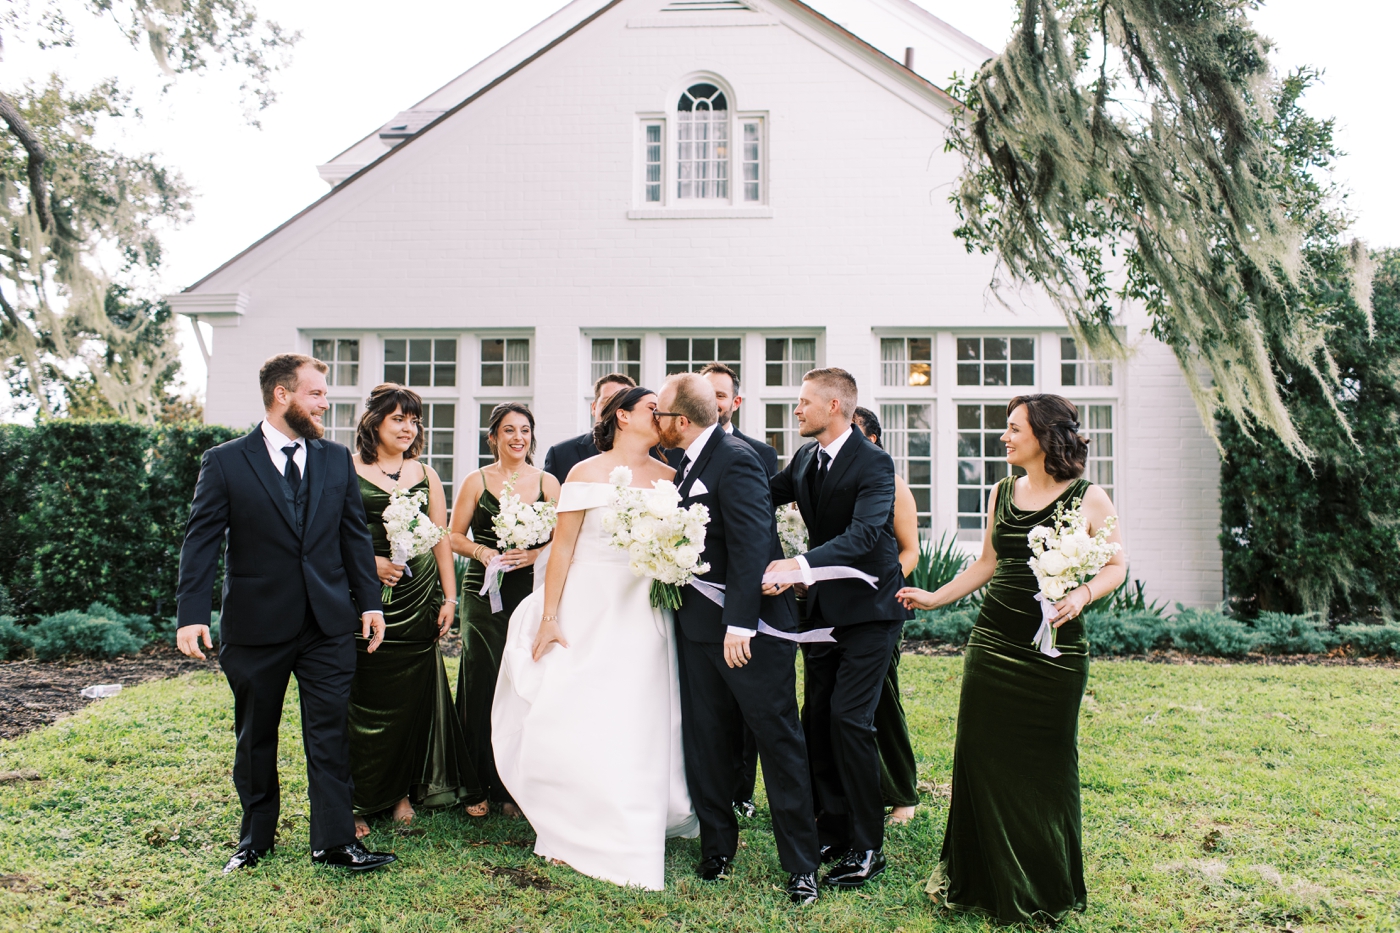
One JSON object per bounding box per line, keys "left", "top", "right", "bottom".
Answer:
{"left": 492, "top": 481, "right": 698, "bottom": 890}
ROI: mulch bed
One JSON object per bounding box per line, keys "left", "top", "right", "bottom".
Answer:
{"left": 0, "top": 644, "right": 218, "bottom": 741}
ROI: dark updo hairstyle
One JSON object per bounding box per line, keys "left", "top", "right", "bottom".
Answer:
{"left": 852, "top": 406, "right": 881, "bottom": 448}
{"left": 356, "top": 383, "right": 425, "bottom": 464}
{"left": 1007, "top": 394, "right": 1089, "bottom": 482}
{"left": 592, "top": 385, "right": 654, "bottom": 452}
{"left": 486, "top": 402, "right": 537, "bottom": 464}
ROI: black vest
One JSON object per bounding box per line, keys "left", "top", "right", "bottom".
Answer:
{"left": 275, "top": 457, "right": 310, "bottom": 538}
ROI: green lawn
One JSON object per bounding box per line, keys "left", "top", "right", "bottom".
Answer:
{"left": 1, "top": 657, "right": 1397, "bottom": 932}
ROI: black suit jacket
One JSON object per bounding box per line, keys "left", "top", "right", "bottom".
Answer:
{"left": 175, "top": 425, "right": 383, "bottom": 645}
{"left": 542, "top": 432, "right": 597, "bottom": 484}
{"left": 770, "top": 431, "right": 910, "bottom": 626}
{"left": 665, "top": 424, "right": 779, "bottom": 478}
{"left": 675, "top": 429, "right": 800, "bottom": 643}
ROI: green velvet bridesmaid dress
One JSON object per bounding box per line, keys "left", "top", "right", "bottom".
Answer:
{"left": 348, "top": 475, "right": 480, "bottom": 815}
{"left": 927, "top": 476, "right": 1091, "bottom": 925}
{"left": 458, "top": 483, "right": 538, "bottom": 805}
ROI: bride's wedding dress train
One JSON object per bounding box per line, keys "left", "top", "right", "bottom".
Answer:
{"left": 492, "top": 481, "right": 698, "bottom": 890}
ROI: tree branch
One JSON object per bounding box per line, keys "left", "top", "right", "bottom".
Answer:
{"left": 0, "top": 91, "right": 52, "bottom": 232}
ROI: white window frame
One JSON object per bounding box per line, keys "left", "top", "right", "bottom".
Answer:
{"left": 953, "top": 334, "right": 1039, "bottom": 392}
{"left": 763, "top": 335, "right": 817, "bottom": 388}
{"left": 590, "top": 336, "right": 644, "bottom": 386}
{"left": 878, "top": 402, "right": 934, "bottom": 531}
{"left": 382, "top": 335, "right": 462, "bottom": 391}
{"left": 478, "top": 335, "right": 532, "bottom": 389}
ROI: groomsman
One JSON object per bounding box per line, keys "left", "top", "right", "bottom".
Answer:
{"left": 176, "top": 354, "right": 396, "bottom": 873}
{"left": 542, "top": 372, "right": 637, "bottom": 482}
{"left": 657, "top": 373, "right": 822, "bottom": 905}
{"left": 765, "top": 368, "right": 910, "bottom": 889}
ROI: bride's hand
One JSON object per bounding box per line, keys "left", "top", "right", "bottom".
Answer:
{"left": 375, "top": 556, "right": 404, "bottom": 587}
{"left": 531, "top": 614, "right": 569, "bottom": 661}
{"left": 896, "top": 586, "right": 936, "bottom": 611}
{"left": 502, "top": 548, "right": 539, "bottom": 569}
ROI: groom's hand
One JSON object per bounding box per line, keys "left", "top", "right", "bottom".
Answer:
{"left": 723, "top": 632, "right": 752, "bottom": 669}
{"left": 177, "top": 624, "right": 212, "bottom": 660}
{"left": 362, "top": 612, "right": 387, "bottom": 653}
{"left": 762, "top": 558, "right": 800, "bottom": 595}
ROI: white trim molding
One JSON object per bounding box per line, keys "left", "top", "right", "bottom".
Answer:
{"left": 167, "top": 291, "right": 249, "bottom": 328}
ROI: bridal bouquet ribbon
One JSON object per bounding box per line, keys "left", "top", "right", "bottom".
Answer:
{"left": 480, "top": 473, "right": 558, "bottom": 612}
{"left": 601, "top": 466, "right": 711, "bottom": 610}
{"left": 1027, "top": 497, "right": 1120, "bottom": 657}
{"left": 380, "top": 486, "right": 445, "bottom": 603}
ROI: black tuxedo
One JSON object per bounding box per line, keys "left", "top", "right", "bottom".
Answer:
{"left": 673, "top": 428, "right": 819, "bottom": 874}
{"left": 770, "top": 429, "right": 910, "bottom": 854}
{"left": 176, "top": 425, "right": 382, "bottom": 852}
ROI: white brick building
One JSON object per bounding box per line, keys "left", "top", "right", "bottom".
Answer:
{"left": 168, "top": 0, "right": 1222, "bottom": 607}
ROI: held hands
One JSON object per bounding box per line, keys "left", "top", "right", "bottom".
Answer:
{"left": 723, "top": 632, "right": 752, "bottom": 669}
{"left": 896, "top": 587, "right": 937, "bottom": 611}
{"left": 177, "top": 624, "right": 213, "bottom": 660}
{"left": 1050, "top": 586, "right": 1092, "bottom": 627}
{"left": 362, "top": 612, "right": 387, "bottom": 653}
{"left": 531, "top": 614, "right": 569, "bottom": 661}
{"left": 762, "top": 557, "right": 801, "bottom": 596}
{"left": 375, "top": 556, "right": 404, "bottom": 587}
{"left": 436, "top": 602, "right": 456, "bottom": 638}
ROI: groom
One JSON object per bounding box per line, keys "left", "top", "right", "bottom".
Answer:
{"left": 655, "top": 373, "right": 822, "bottom": 906}
{"left": 176, "top": 354, "right": 395, "bottom": 874}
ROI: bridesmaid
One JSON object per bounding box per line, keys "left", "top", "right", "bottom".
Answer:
{"left": 897, "top": 394, "right": 1126, "bottom": 925}
{"left": 450, "top": 403, "right": 560, "bottom": 818}
{"left": 348, "top": 383, "right": 479, "bottom": 838}
{"left": 850, "top": 407, "right": 921, "bottom": 826}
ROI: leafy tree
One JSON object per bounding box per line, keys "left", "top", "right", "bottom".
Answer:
{"left": 0, "top": 2, "right": 296, "bottom": 420}
{"left": 945, "top": 0, "right": 1372, "bottom": 456}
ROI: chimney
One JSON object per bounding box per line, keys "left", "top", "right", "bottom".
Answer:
{"left": 904, "top": 47, "right": 915, "bottom": 70}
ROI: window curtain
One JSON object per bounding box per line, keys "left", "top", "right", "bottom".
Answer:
{"left": 506, "top": 339, "right": 530, "bottom": 387}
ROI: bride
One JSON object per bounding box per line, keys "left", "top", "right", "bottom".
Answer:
{"left": 492, "top": 385, "right": 698, "bottom": 890}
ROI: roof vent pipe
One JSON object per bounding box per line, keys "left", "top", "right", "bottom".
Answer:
{"left": 904, "top": 46, "right": 915, "bottom": 70}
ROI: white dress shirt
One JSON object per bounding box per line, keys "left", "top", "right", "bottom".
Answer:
{"left": 676, "top": 422, "right": 754, "bottom": 638}
{"left": 792, "top": 425, "right": 855, "bottom": 584}
{"left": 261, "top": 420, "right": 306, "bottom": 476}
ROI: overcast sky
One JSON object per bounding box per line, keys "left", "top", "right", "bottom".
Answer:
{"left": 6, "top": 0, "right": 1395, "bottom": 398}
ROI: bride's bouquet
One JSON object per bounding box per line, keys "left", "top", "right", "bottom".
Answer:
{"left": 381, "top": 487, "right": 445, "bottom": 603}
{"left": 1026, "top": 497, "right": 1120, "bottom": 655}
{"left": 601, "top": 466, "right": 710, "bottom": 610}
{"left": 481, "top": 473, "right": 558, "bottom": 606}
{"left": 776, "top": 506, "right": 808, "bottom": 558}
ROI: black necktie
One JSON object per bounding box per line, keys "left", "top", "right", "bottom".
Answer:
{"left": 282, "top": 444, "right": 301, "bottom": 495}
{"left": 676, "top": 453, "right": 691, "bottom": 487}
{"left": 813, "top": 449, "right": 831, "bottom": 498}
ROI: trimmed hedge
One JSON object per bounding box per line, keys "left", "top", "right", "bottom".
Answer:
{"left": 0, "top": 421, "right": 243, "bottom": 619}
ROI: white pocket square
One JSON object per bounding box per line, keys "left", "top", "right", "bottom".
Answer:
{"left": 689, "top": 478, "right": 709, "bottom": 495}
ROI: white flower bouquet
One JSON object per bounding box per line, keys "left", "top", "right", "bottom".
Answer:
{"left": 600, "top": 465, "right": 710, "bottom": 610}
{"left": 1026, "top": 497, "right": 1120, "bottom": 655}
{"left": 480, "top": 473, "right": 558, "bottom": 606}
{"left": 776, "top": 506, "right": 808, "bottom": 558}
{"left": 381, "top": 486, "right": 445, "bottom": 603}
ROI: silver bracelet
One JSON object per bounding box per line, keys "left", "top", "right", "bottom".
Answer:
{"left": 444, "top": 598, "right": 459, "bottom": 605}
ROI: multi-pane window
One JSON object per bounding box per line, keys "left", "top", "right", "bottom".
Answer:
{"left": 677, "top": 83, "right": 728, "bottom": 200}
{"left": 328, "top": 403, "right": 357, "bottom": 448}
{"left": 765, "top": 403, "right": 803, "bottom": 470}
{"left": 740, "top": 117, "right": 763, "bottom": 202}
{"left": 1060, "top": 337, "right": 1113, "bottom": 386}
{"left": 592, "top": 338, "right": 642, "bottom": 384}
{"left": 956, "top": 403, "right": 1024, "bottom": 538}
{"left": 1084, "top": 404, "right": 1115, "bottom": 500}
{"left": 643, "top": 122, "right": 663, "bottom": 203}
{"left": 312, "top": 339, "right": 360, "bottom": 387}
{"left": 880, "top": 337, "right": 932, "bottom": 387}
{"left": 477, "top": 401, "right": 530, "bottom": 469}
{"left": 956, "top": 337, "right": 1035, "bottom": 387}
{"left": 481, "top": 338, "right": 530, "bottom": 387}
{"left": 384, "top": 338, "right": 457, "bottom": 388}
{"left": 423, "top": 403, "right": 456, "bottom": 510}
{"left": 880, "top": 404, "right": 932, "bottom": 530}
{"left": 765, "top": 337, "right": 815, "bottom": 387}
{"left": 666, "top": 336, "right": 741, "bottom": 381}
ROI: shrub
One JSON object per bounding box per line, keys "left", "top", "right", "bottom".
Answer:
{"left": 24, "top": 609, "right": 145, "bottom": 661}
{"left": 0, "top": 615, "right": 26, "bottom": 661}
{"left": 1337, "top": 621, "right": 1400, "bottom": 657}
{"left": 1165, "top": 607, "right": 1257, "bottom": 658}
{"left": 1250, "top": 611, "right": 1339, "bottom": 655}
{"left": 1085, "top": 610, "right": 1168, "bottom": 656}
{"left": 905, "top": 608, "right": 978, "bottom": 646}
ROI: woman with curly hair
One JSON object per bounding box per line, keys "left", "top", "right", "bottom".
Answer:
{"left": 897, "top": 394, "right": 1126, "bottom": 925}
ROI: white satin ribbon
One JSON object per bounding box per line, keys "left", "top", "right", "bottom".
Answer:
{"left": 1032, "top": 593, "right": 1063, "bottom": 657}
{"left": 761, "top": 566, "right": 879, "bottom": 587}
{"left": 688, "top": 578, "right": 836, "bottom": 644}
{"left": 479, "top": 555, "right": 518, "bottom": 613}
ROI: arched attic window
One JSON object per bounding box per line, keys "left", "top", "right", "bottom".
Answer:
{"left": 677, "top": 83, "right": 728, "bottom": 200}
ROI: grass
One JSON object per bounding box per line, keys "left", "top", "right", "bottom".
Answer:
{"left": 1, "top": 657, "right": 1398, "bottom": 932}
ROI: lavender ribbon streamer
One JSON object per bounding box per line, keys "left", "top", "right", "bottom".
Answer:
{"left": 688, "top": 578, "right": 836, "bottom": 644}
{"left": 1032, "top": 593, "right": 1063, "bottom": 658}
{"left": 761, "top": 566, "right": 879, "bottom": 587}
{"left": 478, "top": 555, "right": 517, "bottom": 614}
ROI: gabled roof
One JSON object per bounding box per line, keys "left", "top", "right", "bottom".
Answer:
{"left": 182, "top": 0, "right": 969, "bottom": 294}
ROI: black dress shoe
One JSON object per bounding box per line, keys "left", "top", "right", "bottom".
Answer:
{"left": 697, "top": 855, "right": 733, "bottom": 881}
{"left": 733, "top": 799, "right": 757, "bottom": 819}
{"left": 823, "top": 848, "right": 885, "bottom": 888}
{"left": 818, "top": 843, "right": 848, "bottom": 864}
{"left": 787, "top": 872, "right": 819, "bottom": 905}
{"left": 310, "top": 842, "right": 397, "bottom": 872}
{"left": 223, "top": 845, "right": 271, "bottom": 874}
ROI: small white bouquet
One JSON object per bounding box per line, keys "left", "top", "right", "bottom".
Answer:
{"left": 601, "top": 465, "right": 710, "bottom": 610}
{"left": 381, "top": 486, "right": 445, "bottom": 603}
{"left": 479, "top": 473, "right": 558, "bottom": 610}
{"left": 776, "top": 506, "right": 808, "bottom": 558}
{"left": 1026, "top": 497, "right": 1120, "bottom": 655}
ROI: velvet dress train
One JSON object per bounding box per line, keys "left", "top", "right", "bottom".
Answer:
{"left": 927, "top": 476, "right": 1091, "bottom": 925}
{"left": 347, "top": 475, "right": 479, "bottom": 815}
